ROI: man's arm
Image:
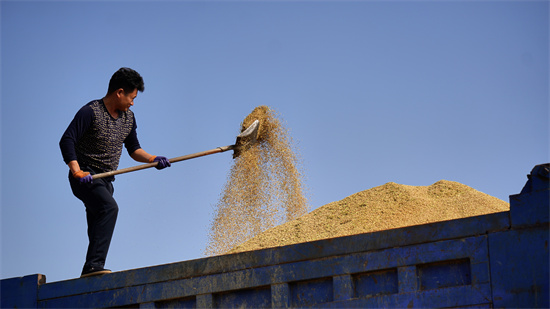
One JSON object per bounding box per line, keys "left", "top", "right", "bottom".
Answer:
{"left": 66, "top": 160, "right": 92, "bottom": 182}
{"left": 60, "top": 105, "right": 94, "bottom": 165}
{"left": 60, "top": 104, "right": 94, "bottom": 182}
{"left": 131, "top": 148, "right": 171, "bottom": 170}
{"left": 67, "top": 160, "right": 82, "bottom": 175}
{"left": 125, "top": 118, "right": 170, "bottom": 169}
{"left": 130, "top": 148, "right": 155, "bottom": 163}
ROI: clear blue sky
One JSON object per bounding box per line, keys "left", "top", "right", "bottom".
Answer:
{"left": 1, "top": 0, "right": 548, "bottom": 283}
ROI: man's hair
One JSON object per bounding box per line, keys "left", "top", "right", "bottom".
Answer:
{"left": 107, "top": 67, "right": 145, "bottom": 94}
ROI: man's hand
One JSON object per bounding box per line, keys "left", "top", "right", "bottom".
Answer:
{"left": 149, "top": 156, "right": 171, "bottom": 170}
{"left": 73, "top": 170, "right": 93, "bottom": 184}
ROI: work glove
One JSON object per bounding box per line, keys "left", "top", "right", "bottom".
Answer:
{"left": 149, "top": 156, "right": 171, "bottom": 170}
{"left": 73, "top": 170, "right": 93, "bottom": 184}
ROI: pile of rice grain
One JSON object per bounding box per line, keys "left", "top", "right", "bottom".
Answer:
{"left": 230, "top": 180, "right": 509, "bottom": 254}
{"left": 204, "top": 106, "right": 308, "bottom": 256}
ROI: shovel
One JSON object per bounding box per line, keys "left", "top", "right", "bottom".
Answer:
{"left": 91, "top": 120, "right": 260, "bottom": 180}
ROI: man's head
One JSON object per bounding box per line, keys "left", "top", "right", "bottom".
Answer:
{"left": 106, "top": 68, "right": 145, "bottom": 112}
{"left": 107, "top": 67, "right": 145, "bottom": 95}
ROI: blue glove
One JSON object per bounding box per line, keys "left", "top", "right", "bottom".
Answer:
{"left": 73, "top": 170, "right": 93, "bottom": 184}
{"left": 149, "top": 156, "right": 171, "bottom": 170}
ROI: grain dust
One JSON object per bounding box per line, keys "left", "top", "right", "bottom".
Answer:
{"left": 230, "top": 180, "right": 509, "bottom": 253}
{"left": 204, "top": 106, "right": 308, "bottom": 256}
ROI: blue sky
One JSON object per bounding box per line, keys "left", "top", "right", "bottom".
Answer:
{"left": 1, "top": 0, "right": 548, "bottom": 283}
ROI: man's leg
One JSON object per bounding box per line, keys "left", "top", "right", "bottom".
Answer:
{"left": 70, "top": 177, "right": 118, "bottom": 276}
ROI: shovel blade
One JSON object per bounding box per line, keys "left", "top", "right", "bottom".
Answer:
{"left": 233, "top": 119, "right": 260, "bottom": 158}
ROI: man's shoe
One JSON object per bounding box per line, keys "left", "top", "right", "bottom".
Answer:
{"left": 80, "top": 267, "right": 112, "bottom": 278}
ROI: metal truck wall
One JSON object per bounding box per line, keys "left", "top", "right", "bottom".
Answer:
{"left": 2, "top": 165, "right": 549, "bottom": 308}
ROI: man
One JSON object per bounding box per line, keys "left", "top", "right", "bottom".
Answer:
{"left": 60, "top": 67, "right": 171, "bottom": 278}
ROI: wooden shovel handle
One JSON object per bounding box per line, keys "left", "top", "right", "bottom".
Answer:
{"left": 91, "top": 145, "right": 234, "bottom": 180}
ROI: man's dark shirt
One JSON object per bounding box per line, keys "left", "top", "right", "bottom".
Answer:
{"left": 60, "top": 99, "right": 141, "bottom": 174}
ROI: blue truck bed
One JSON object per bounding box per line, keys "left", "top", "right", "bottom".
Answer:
{"left": 2, "top": 164, "right": 548, "bottom": 308}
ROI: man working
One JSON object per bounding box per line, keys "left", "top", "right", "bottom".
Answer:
{"left": 60, "top": 67, "right": 171, "bottom": 278}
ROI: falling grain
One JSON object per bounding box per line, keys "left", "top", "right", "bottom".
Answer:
{"left": 204, "top": 106, "right": 308, "bottom": 256}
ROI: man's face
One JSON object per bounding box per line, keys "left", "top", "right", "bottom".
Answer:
{"left": 116, "top": 88, "right": 138, "bottom": 112}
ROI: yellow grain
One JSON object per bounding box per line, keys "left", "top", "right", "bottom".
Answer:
{"left": 230, "top": 180, "right": 509, "bottom": 253}
{"left": 204, "top": 106, "right": 308, "bottom": 256}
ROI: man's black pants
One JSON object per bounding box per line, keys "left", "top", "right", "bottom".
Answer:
{"left": 70, "top": 174, "right": 118, "bottom": 273}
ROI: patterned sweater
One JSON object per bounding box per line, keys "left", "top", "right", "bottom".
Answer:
{"left": 60, "top": 99, "right": 141, "bottom": 174}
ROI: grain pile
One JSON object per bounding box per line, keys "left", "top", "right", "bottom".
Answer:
{"left": 204, "top": 106, "right": 308, "bottom": 256}
{"left": 230, "top": 180, "right": 509, "bottom": 253}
